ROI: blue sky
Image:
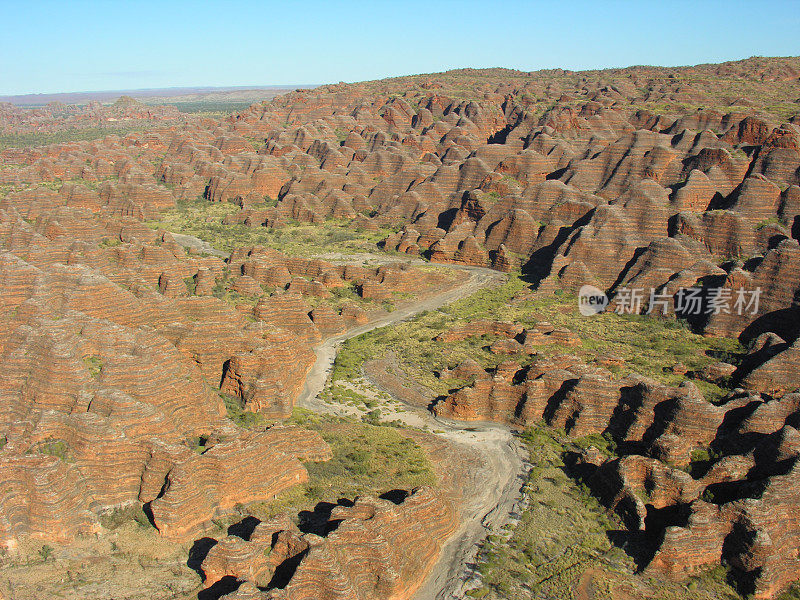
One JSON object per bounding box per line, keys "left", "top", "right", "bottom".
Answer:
{"left": 2, "top": 0, "right": 799, "bottom": 95}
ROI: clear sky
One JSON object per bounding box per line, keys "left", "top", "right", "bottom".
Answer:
{"left": 2, "top": 0, "right": 799, "bottom": 95}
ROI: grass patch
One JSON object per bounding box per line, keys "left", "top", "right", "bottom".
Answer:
{"left": 246, "top": 410, "right": 435, "bottom": 520}
{"left": 472, "top": 425, "right": 742, "bottom": 600}
{"left": 573, "top": 432, "right": 618, "bottom": 458}
{"left": 83, "top": 355, "right": 103, "bottom": 378}
{"left": 99, "top": 237, "right": 122, "bottom": 248}
{"left": 146, "top": 197, "right": 397, "bottom": 256}
{"left": 756, "top": 216, "right": 783, "bottom": 230}
{"left": 220, "top": 392, "right": 271, "bottom": 429}
{"left": 32, "top": 438, "right": 71, "bottom": 462}
{"left": 319, "top": 384, "right": 377, "bottom": 410}
{"left": 295, "top": 411, "right": 435, "bottom": 497}
{"left": 0, "top": 124, "right": 160, "bottom": 151}
{"left": 778, "top": 582, "right": 800, "bottom": 600}
{"left": 98, "top": 504, "right": 153, "bottom": 530}
{"left": 331, "top": 274, "right": 742, "bottom": 400}
{"left": 474, "top": 425, "right": 620, "bottom": 598}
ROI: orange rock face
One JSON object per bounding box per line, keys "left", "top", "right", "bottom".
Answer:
{"left": 0, "top": 198, "right": 333, "bottom": 549}
{"left": 220, "top": 327, "right": 316, "bottom": 418}
{"left": 434, "top": 326, "right": 800, "bottom": 596}
{"left": 5, "top": 60, "right": 797, "bottom": 348}
{"left": 201, "top": 487, "right": 456, "bottom": 600}
{"left": 150, "top": 427, "right": 331, "bottom": 541}
{"left": 3, "top": 56, "right": 800, "bottom": 597}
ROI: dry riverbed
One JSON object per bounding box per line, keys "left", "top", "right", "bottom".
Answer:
{"left": 295, "top": 263, "right": 531, "bottom": 600}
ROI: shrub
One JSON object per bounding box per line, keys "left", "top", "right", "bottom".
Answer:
{"left": 99, "top": 504, "right": 152, "bottom": 530}
{"left": 83, "top": 356, "right": 103, "bottom": 378}
{"left": 38, "top": 545, "right": 54, "bottom": 562}
{"left": 36, "top": 438, "right": 71, "bottom": 461}
{"left": 572, "top": 432, "right": 618, "bottom": 457}
{"left": 220, "top": 393, "right": 269, "bottom": 429}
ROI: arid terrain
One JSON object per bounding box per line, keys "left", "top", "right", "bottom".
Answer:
{"left": 1, "top": 56, "right": 800, "bottom": 600}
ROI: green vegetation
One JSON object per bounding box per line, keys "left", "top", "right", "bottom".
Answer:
{"left": 470, "top": 425, "right": 741, "bottom": 600}
{"left": 37, "top": 545, "right": 54, "bottom": 562}
{"left": 689, "top": 445, "right": 724, "bottom": 478}
{"left": 573, "top": 432, "right": 617, "bottom": 459}
{"left": 33, "top": 439, "right": 71, "bottom": 462}
{"left": 147, "top": 196, "right": 398, "bottom": 256}
{"left": 756, "top": 216, "right": 783, "bottom": 230}
{"left": 220, "top": 392, "right": 271, "bottom": 430}
{"left": 778, "top": 583, "right": 800, "bottom": 600}
{"left": 40, "top": 176, "right": 104, "bottom": 192}
{"left": 689, "top": 446, "right": 720, "bottom": 464}
{"left": 0, "top": 124, "right": 157, "bottom": 151}
{"left": 301, "top": 415, "right": 434, "bottom": 498}
{"left": 317, "top": 383, "right": 403, "bottom": 426}
{"left": 329, "top": 282, "right": 360, "bottom": 302}
{"left": 244, "top": 196, "right": 279, "bottom": 209}
{"left": 245, "top": 410, "right": 435, "bottom": 521}
{"left": 83, "top": 355, "right": 103, "bottom": 378}
{"left": 209, "top": 273, "right": 263, "bottom": 311}
{"left": 98, "top": 237, "right": 122, "bottom": 248}
{"left": 184, "top": 435, "right": 212, "bottom": 455}
{"left": 320, "top": 384, "right": 378, "bottom": 410}
{"left": 182, "top": 275, "right": 197, "bottom": 295}
{"left": 163, "top": 100, "right": 256, "bottom": 114}
{"left": 334, "top": 128, "right": 349, "bottom": 143}
{"left": 145, "top": 195, "right": 434, "bottom": 315}
{"left": 0, "top": 174, "right": 117, "bottom": 200}
{"left": 98, "top": 504, "right": 153, "bottom": 530}
{"left": 332, "top": 274, "right": 742, "bottom": 401}
{"left": 472, "top": 425, "right": 621, "bottom": 599}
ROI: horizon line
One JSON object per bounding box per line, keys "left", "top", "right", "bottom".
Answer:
{"left": 2, "top": 54, "right": 798, "bottom": 100}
